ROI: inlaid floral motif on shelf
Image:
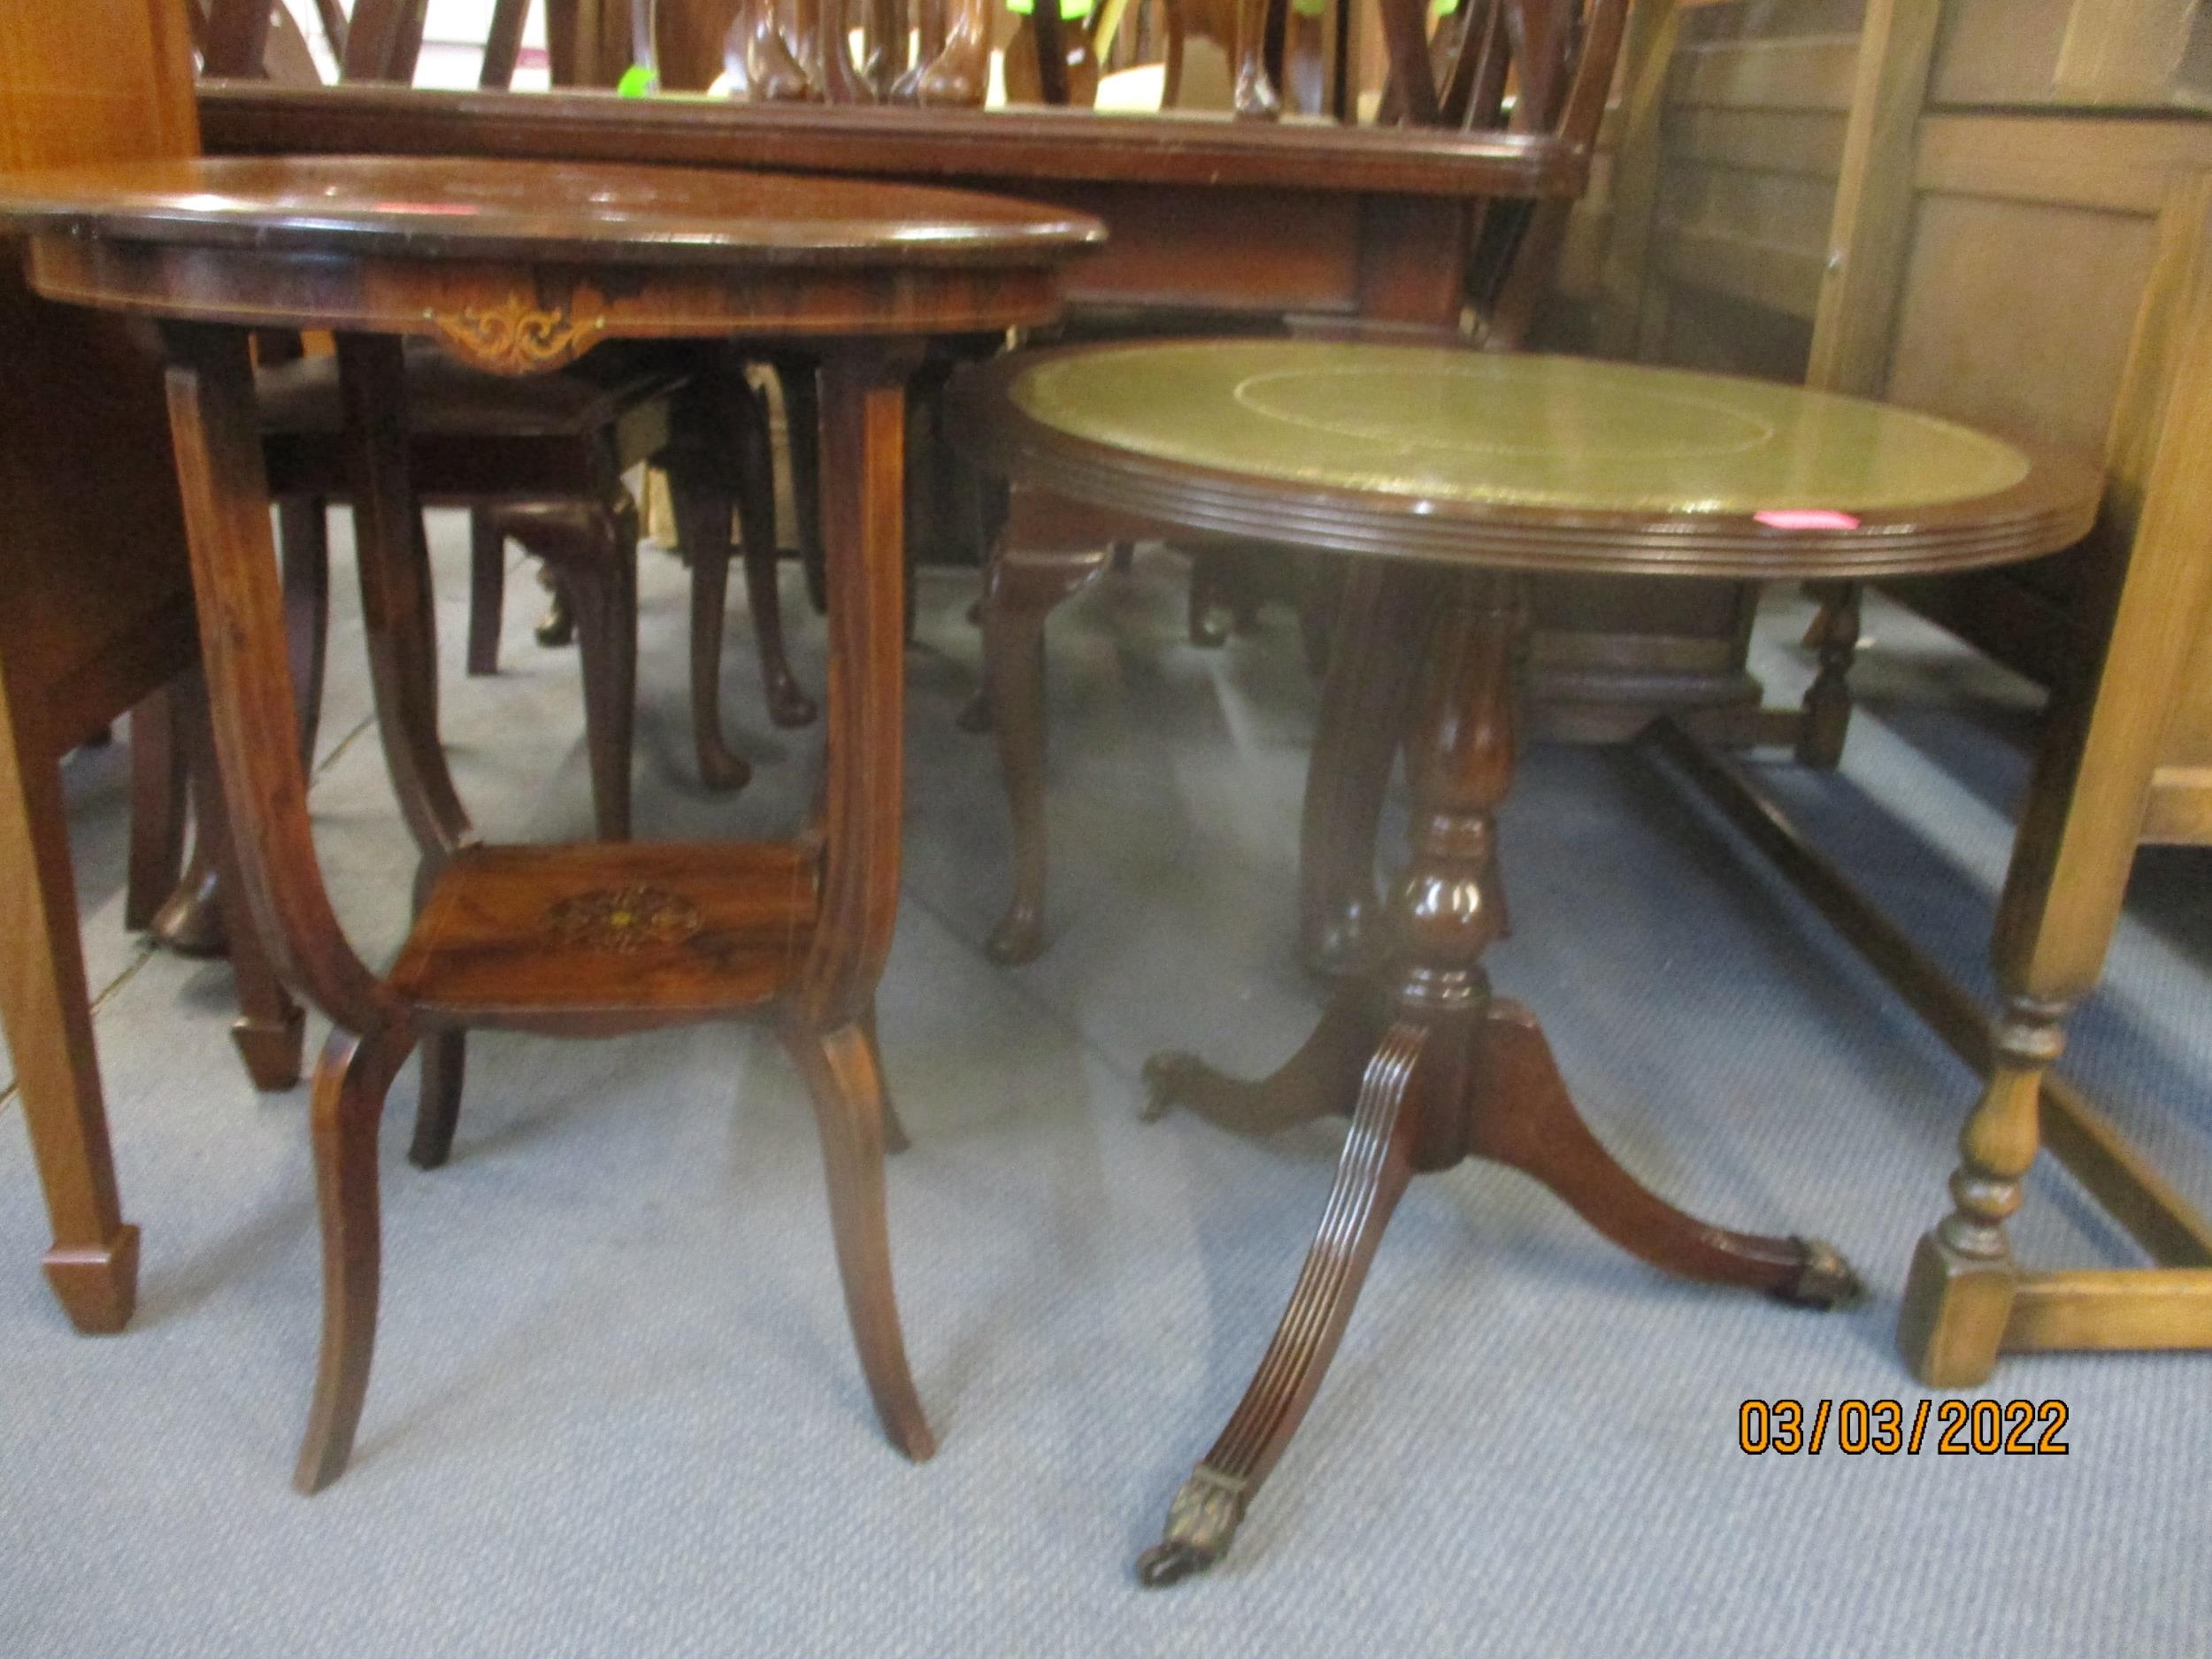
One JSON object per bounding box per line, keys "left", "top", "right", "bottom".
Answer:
{"left": 545, "top": 886, "right": 704, "bottom": 951}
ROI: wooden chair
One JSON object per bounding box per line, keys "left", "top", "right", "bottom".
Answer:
{"left": 972, "top": 0, "right": 1621, "bottom": 965}
{"left": 686, "top": 0, "right": 996, "bottom": 634}
{"left": 1006, "top": 0, "right": 1319, "bottom": 115}
{"left": 136, "top": 0, "right": 815, "bottom": 945}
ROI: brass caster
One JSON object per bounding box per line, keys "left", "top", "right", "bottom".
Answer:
{"left": 1136, "top": 1466, "right": 1247, "bottom": 1587}
{"left": 1774, "top": 1238, "right": 1866, "bottom": 1310}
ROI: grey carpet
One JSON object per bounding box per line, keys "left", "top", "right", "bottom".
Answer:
{"left": 2, "top": 514, "right": 2207, "bottom": 1658}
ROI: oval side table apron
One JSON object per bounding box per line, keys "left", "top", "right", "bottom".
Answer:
{"left": 952, "top": 338, "right": 2101, "bottom": 1583}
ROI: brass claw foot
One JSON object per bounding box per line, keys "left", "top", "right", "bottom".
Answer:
{"left": 1772, "top": 1238, "right": 1866, "bottom": 1310}
{"left": 1135, "top": 1466, "right": 1248, "bottom": 1588}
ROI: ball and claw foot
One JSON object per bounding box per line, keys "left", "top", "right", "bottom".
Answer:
{"left": 1771, "top": 1238, "right": 1865, "bottom": 1310}
{"left": 1135, "top": 1466, "right": 1248, "bottom": 1588}
{"left": 1139, "top": 1051, "right": 1208, "bottom": 1123}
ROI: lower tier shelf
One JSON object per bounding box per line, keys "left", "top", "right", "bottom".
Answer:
{"left": 388, "top": 841, "right": 818, "bottom": 1028}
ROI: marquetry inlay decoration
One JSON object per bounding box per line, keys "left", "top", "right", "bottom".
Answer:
{"left": 430, "top": 293, "right": 605, "bottom": 374}
{"left": 545, "top": 886, "right": 704, "bottom": 951}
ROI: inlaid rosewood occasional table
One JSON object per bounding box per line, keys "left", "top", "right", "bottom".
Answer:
{"left": 0, "top": 157, "right": 1099, "bottom": 1492}
{"left": 954, "top": 340, "right": 2101, "bottom": 1582}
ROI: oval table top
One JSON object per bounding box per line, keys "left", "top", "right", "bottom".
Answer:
{"left": 0, "top": 156, "right": 1105, "bottom": 268}
{"left": 953, "top": 340, "right": 2102, "bottom": 580}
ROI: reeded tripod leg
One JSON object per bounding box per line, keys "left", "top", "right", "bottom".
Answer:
{"left": 296, "top": 1023, "right": 416, "bottom": 1495}
{"left": 1471, "top": 999, "right": 1860, "bottom": 1305}
{"left": 1138, "top": 1025, "right": 1424, "bottom": 1586}
{"left": 1141, "top": 567, "right": 1491, "bottom": 1586}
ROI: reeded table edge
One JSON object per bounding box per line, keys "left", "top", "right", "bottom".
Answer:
{"left": 949, "top": 348, "right": 2104, "bottom": 580}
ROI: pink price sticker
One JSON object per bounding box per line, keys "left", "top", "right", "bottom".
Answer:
{"left": 1755, "top": 509, "right": 1861, "bottom": 531}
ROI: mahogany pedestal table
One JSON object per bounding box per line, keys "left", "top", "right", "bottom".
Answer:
{"left": 953, "top": 340, "right": 2101, "bottom": 1582}
{"left": 0, "top": 156, "right": 1100, "bottom": 1493}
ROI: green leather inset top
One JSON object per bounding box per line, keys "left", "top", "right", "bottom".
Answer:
{"left": 1008, "top": 342, "right": 2032, "bottom": 517}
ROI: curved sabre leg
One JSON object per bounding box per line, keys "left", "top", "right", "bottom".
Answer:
{"left": 1141, "top": 985, "right": 1381, "bottom": 1133}
{"left": 1473, "top": 1000, "right": 1863, "bottom": 1307}
{"left": 781, "top": 1012, "right": 934, "bottom": 1462}
{"left": 295, "top": 1023, "right": 417, "bottom": 1494}
{"left": 1138, "top": 1023, "right": 1425, "bottom": 1586}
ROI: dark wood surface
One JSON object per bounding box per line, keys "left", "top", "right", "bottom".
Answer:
{"left": 1, "top": 158, "right": 1091, "bottom": 1492}
{"left": 197, "top": 81, "right": 1590, "bottom": 198}
{"left": 0, "top": 153, "right": 1105, "bottom": 266}
{"left": 963, "top": 333, "right": 2097, "bottom": 1582}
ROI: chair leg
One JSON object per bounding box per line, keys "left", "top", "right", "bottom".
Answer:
{"left": 564, "top": 510, "right": 640, "bottom": 842}
{"left": 125, "top": 688, "right": 187, "bottom": 933}
{"left": 780, "top": 1009, "right": 934, "bottom": 1462}
{"left": 150, "top": 786, "right": 227, "bottom": 960}
{"left": 279, "top": 495, "right": 329, "bottom": 767}
{"left": 534, "top": 565, "right": 575, "bottom": 648}
{"left": 466, "top": 507, "right": 506, "bottom": 677}
{"left": 294, "top": 1023, "right": 417, "bottom": 1495}
{"left": 776, "top": 360, "right": 829, "bottom": 617}
{"left": 726, "top": 373, "right": 817, "bottom": 728}
{"left": 667, "top": 442, "right": 754, "bottom": 794}
{"left": 510, "top": 503, "right": 638, "bottom": 841}
{"left": 978, "top": 542, "right": 1110, "bottom": 965}
{"left": 407, "top": 1029, "right": 466, "bottom": 1171}
{"left": 1796, "top": 580, "right": 1860, "bottom": 770}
